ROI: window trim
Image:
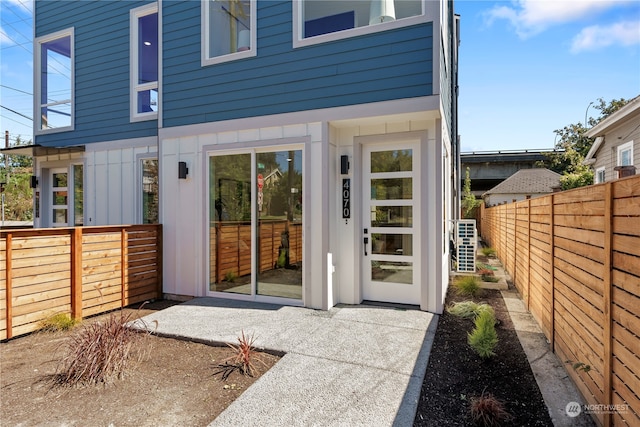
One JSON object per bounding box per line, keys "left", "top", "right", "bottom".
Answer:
{"left": 201, "top": 0, "right": 257, "bottom": 67}
{"left": 35, "top": 28, "right": 75, "bottom": 135}
{"left": 617, "top": 141, "right": 634, "bottom": 166}
{"left": 130, "top": 3, "right": 159, "bottom": 122}
{"left": 595, "top": 166, "right": 606, "bottom": 184}
{"left": 293, "top": 0, "right": 431, "bottom": 49}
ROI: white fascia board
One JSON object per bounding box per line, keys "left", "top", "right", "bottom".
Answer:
{"left": 586, "top": 96, "right": 640, "bottom": 138}
{"left": 583, "top": 136, "right": 604, "bottom": 164}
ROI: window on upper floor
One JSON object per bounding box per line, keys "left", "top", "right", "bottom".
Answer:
{"left": 202, "top": 0, "right": 256, "bottom": 66}
{"left": 617, "top": 141, "right": 634, "bottom": 166}
{"left": 131, "top": 3, "right": 158, "bottom": 122}
{"left": 595, "top": 167, "right": 606, "bottom": 184}
{"left": 294, "top": 0, "right": 426, "bottom": 47}
{"left": 35, "top": 28, "right": 74, "bottom": 134}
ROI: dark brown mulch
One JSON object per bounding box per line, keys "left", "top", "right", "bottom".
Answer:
{"left": 414, "top": 287, "right": 553, "bottom": 426}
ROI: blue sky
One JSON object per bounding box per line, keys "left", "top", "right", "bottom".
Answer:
{"left": 456, "top": 0, "right": 640, "bottom": 152}
{"left": 1, "top": 0, "right": 639, "bottom": 151}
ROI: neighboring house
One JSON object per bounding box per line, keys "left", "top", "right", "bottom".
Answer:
{"left": 7, "top": 0, "right": 459, "bottom": 313}
{"left": 584, "top": 95, "right": 640, "bottom": 183}
{"left": 482, "top": 168, "right": 561, "bottom": 207}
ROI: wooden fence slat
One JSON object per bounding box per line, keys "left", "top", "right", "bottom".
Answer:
{"left": 481, "top": 175, "right": 640, "bottom": 427}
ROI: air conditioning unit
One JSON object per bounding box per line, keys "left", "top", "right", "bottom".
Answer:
{"left": 456, "top": 220, "right": 477, "bottom": 273}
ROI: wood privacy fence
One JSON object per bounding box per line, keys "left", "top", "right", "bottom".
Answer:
{"left": 0, "top": 225, "right": 162, "bottom": 340}
{"left": 480, "top": 175, "right": 640, "bottom": 427}
{"left": 210, "top": 220, "right": 302, "bottom": 283}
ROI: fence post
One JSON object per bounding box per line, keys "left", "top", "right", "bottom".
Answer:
{"left": 156, "top": 225, "right": 163, "bottom": 298}
{"left": 526, "top": 198, "right": 531, "bottom": 310}
{"left": 70, "top": 227, "right": 83, "bottom": 320}
{"left": 121, "top": 228, "right": 128, "bottom": 307}
{"left": 5, "top": 233, "right": 12, "bottom": 339}
{"left": 603, "top": 182, "right": 613, "bottom": 427}
{"left": 550, "top": 194, "right": 555, "bottom": 350}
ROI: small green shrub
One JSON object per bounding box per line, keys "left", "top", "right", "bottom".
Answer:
{"left": 447, "top": 301, "right": 494, "bottom": 320}
{"left": 39, "top": 313, "right": 80, "bottom": 332}
{"left": 481, "top": 247, "right": 496, "bottom": 257}
{"left": 454, "top": 275, "right": 481, "bottom": 297}
{"left": 481, "top": 275, "right": 500, "bottom": 283}
{"left": 468, "top": 310, "right": 498, "bottom": 358}
{"left": 224, "top": 271, "right": 238, "bottom": 282}
{"left": 56, "top": 311, "right": 151, "bottom": 385}
{"left": 470, "top": 390, "right": 513, "bottom": 426}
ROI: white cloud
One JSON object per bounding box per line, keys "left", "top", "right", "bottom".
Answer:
{"left": 0, "top": 29, "right": 12, "bottom": 46}
{"left": 571, "top": 20, "right": 640, "bottom": 52}
{"left": 485, "top": 0, "right": 633, "bottom": 38}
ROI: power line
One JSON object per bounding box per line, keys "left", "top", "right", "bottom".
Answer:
{"left": 0, "top": 113, "right": 31, "bottom": 128}
{"left": 0, "top": 84, "right": 32, "bottom": 96}
{"left": 0, "top": 105, "right": 33, "bottom": 122}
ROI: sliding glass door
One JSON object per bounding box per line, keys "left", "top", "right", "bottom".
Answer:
{"left": 209, "top": 149, "right": 303, "bottom": 301}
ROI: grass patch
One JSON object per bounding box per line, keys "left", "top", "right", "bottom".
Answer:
{"left": 447, "top": 301, "right": 494, "bottom": 320}
{"left": 39, "top": 313, "right": 80, "bottom": 332}
{"left": 480, "top": 247, "right": 496, "bottom": 257}
{"left": 454, "top": 275, "right": 481, "bottom": 297}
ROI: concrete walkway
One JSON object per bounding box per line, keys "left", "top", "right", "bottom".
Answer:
{"left": 138, "top": 298, "right": 438, "bottom": 426}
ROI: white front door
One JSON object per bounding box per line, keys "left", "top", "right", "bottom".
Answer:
{"left": 51, "top": 168, "right": 68, "bottom": 227}
{"left": 362, "top": 141, "right": 420, "bottom": 305}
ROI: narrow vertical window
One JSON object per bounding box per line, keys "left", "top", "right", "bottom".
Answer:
{"left": 131, "top": 4, "right": 158, "bottom": 121}
{"left": 35, "top": 29, "right": 74, "bottom": 133}
{"left": 73, "top": 164, "right": 84, "bottom": 226}
{"left": 142, "top": 159, "right": 159, "bottom": 224}
{"left": 202, "top": 0, "right": 256, "bottom": 66}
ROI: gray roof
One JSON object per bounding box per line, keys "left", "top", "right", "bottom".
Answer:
{"left": 483, "top": 168, "right": 561, "bottom": 196}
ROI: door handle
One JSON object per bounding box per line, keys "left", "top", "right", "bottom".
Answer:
{"left": 364, "top": 237, "right": 369, "bottom": 256}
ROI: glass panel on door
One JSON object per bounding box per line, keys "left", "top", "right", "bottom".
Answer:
{"left": 51, "top": 170, "right": 68, "bottom": 227}
{"left": 256, "top": 150, "right": 303, "bottom": 299}
{"left": 209, "top": 154, "right": 252, "bottom": 294}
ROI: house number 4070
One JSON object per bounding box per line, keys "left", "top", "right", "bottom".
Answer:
{"left": 342, "top": 179, "right": 351, "bottom": 219}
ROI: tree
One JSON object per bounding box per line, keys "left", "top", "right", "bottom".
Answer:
{"left": 539, "top": 98, "right": 628, "bottom": 190}
{"left": 1, "top": 135, "right": 34, "bottom": 221}
{"left": 461, "top": 167, "right": 480, "bottom": 218}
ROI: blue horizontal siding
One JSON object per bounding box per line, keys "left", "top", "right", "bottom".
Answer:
{"left": 35, "top": 0, "right": 435, "bottom": 145}
{"left": 35, "top": 0, "right": 157, "bottom": 148}
{"left": 163, "top": 0, "right": 433, "bottom": 128}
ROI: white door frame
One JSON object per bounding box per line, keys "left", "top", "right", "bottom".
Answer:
{"left": 360, "top": 138, "right": 421, "bottom": 305}
{"left": 50, "top": 167, "right": 69, "bottom": 227}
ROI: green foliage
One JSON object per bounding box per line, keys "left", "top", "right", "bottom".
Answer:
{"left": 56, "top": 311, "right": 152, "bottom": 385}
{"left": 480, "top": 247, "right": 496, "bottom": 257}
{"left": 39, "top": 313, "right": 80, "bottom": 332}
{"left": 560, "top": 167, "right": 594, "bottom": 190}
{"left": 468, "top": 310, "right": 498, "bottom": 358}
{"left": 565, "top": 360, "right": 591, "bottom": 373}
{"left": 454, "top": 275, "right": 481, "bottom": 297}
{"left": 447, "top": 301, "right": 494, "bottom": 320}
{"left": 224, "top": 271, "right": 238, "bottom": 282}
{"left": 538, "top": 98, "right": 628, "bottom": 190}
{"left": 462, "top": 167, "right": 481, "bottom": 219}
{"left": 470, "top": 390, "right": 513, "bottom": 426}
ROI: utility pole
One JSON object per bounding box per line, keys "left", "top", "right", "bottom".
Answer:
{"left": 2, "top": 130, "right": 8, "bottom": 226}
